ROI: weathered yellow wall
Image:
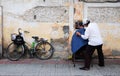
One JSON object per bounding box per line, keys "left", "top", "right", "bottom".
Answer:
{"left": 0, "top": 0, "right": 70, "bottom": 59}
{"left": 74, "top": 2, "right": 83, "bottom": 21}
{"left": 0, "top": 16, "right": 1, "bottom": 45}
{"left": 69, "top": 2, "right": 83, "bottom": 48}
{"left": 99, "top": 23, "right": 120, "bottom": 56}
{"left": 3, "top": 16, "right": 67, "bottom": 48}
{"left": 1, "top": 0, "right": 120, "bottom": 58}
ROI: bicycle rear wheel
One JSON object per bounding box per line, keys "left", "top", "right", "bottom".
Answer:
{"left": 35, "top": 42, "right": 54, "bottom": 60}
{"left": 6, "top": 42, "right": 24, "bottom": 61}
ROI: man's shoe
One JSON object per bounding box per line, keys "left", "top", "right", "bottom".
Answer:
{"left": 79, "top": 67, "right": 89, "bottom": 70}
{"left": 99, "top": 64, "right": 105, "bottom": 67}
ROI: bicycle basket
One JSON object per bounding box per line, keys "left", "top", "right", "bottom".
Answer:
{"left": 14, "top": 35, "right": 25, "bottom": 45}
{"left": 11, "top": 33, "right": 17, "bottom": 41}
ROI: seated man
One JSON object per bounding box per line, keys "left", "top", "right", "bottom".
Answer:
{"left": 71, "top": 21, "right": 88, "bottom": 62}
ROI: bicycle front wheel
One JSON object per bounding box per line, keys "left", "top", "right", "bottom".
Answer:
{"left": 6, "top": 42, "right": 24, "bottom": 61}
{"left": 35, "top": 41, "right": 54, "bottom": 60}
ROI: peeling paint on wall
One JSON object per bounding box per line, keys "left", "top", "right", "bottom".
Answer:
{"left": 22, "top": 6, "right": 69, "bottom": 23}
{"left": 1, "top": 0, "right": 120, "bottom": 59}
{"left": 74, "top": 2, "right": 83, "bottom": 21}
{"left": 87, "top": 7, "right": 120, "bottom": 23}
{"left": 1, "top": 0, "right": 70, "bottom": 59}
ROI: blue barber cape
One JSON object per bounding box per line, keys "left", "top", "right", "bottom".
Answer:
{"left": 71, "top": 28, "right": 88, "bottom": 54}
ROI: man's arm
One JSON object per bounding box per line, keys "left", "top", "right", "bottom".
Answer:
{"left": 76, "top": 28, "right": 90, "bottom": 40}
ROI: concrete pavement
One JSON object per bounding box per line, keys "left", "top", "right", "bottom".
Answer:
{"left": 0, "top": 59, "right": 119, "bottom": 76}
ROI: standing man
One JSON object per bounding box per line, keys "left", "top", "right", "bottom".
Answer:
{"left": 76, "top": 20, "right": 105, "bottom": 70}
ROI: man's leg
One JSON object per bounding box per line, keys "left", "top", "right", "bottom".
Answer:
{"left": 96, "top": 44, "right": 104, "bottom": 66}
{"left": 80, "top": 45, "right": 95, "bottom": 70}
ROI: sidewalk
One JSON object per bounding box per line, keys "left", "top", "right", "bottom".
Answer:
{"left": 0, "top": 59, "right": 119, "bottom": 76}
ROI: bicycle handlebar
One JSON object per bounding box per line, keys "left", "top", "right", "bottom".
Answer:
{"left": 18, "top": 28, "right": 22, "bottom": 35}
{"left": 18, "top": 28, "right": 30, "bottom": 35}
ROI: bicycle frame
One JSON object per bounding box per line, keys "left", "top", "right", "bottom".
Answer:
{"left": 7, "top": 28, "right": 54, "bottom": 61}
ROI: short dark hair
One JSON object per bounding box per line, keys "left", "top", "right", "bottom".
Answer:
{"left": 86, "top": 20, "right": 90, "bottom": 25}
{"left": 75, "top": 20, "right": 83, "bottom": 26}
{"left": 74, "top": 20, "right": 83, "bottom": 29}
{"left": 84, "top": 20, "right": 90, "bottom": 26}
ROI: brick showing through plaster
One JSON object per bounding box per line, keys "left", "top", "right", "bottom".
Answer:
{"left": 22, "top": 6, "right": 69, "bottom": 23}
{"left": 87, "top": 7, "right": 120, "bottom": 23}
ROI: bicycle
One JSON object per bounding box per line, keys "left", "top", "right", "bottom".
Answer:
{"left": 6, "top": 28, "right": 54, "bottom": 61}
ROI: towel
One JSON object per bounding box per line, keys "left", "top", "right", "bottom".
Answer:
{"left": 71, "top": 28, "right": 88, "bottom": 54}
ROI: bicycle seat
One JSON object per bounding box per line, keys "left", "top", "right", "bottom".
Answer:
{"left": 32, "top": 36, "right": 39, "bottom": 40}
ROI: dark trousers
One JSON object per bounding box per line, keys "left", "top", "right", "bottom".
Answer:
{"left": 83, "top": 44, "right": 104, "bottom": 68}
{"left": 73, "top": 45, "right": 87, "bottom": 59}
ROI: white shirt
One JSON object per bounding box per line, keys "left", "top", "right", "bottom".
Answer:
{"left": 81, "top": 23, "right": 103, "bottom": 46}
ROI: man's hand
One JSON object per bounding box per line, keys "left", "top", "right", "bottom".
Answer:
{"left": 76, "top": 32, "right": 81, "bottom": 36}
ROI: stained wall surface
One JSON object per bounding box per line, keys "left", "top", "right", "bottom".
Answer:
{"left": 0, "top": 0, "right": 120, "bottom": 59}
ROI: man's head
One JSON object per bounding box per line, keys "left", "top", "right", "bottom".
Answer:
{"left": 83, "top": 20, "right": 90, "bottom": 27}
{"left": 74, "top": 20, "right": 83, "bottom": 29}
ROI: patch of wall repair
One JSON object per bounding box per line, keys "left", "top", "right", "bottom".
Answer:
{"left": 87, "top": 7, "right": 120, "bottom": 23}
{"left": 50, "top": 23, "right": 67, "bottom": 39}
{"left": 22, "top": 6, "right": 69, "bottom": 23}
{"left": 74, "top": 2, "right": 83, "bottom": 21}
{"left": 50, "top": 24, "right": 70, "bottom": 59}
{"left": 63, "top": 26, "right": 69, "bottom": 39}
{"left": 51, "top": 38, "right": 69, "bottom": 59}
